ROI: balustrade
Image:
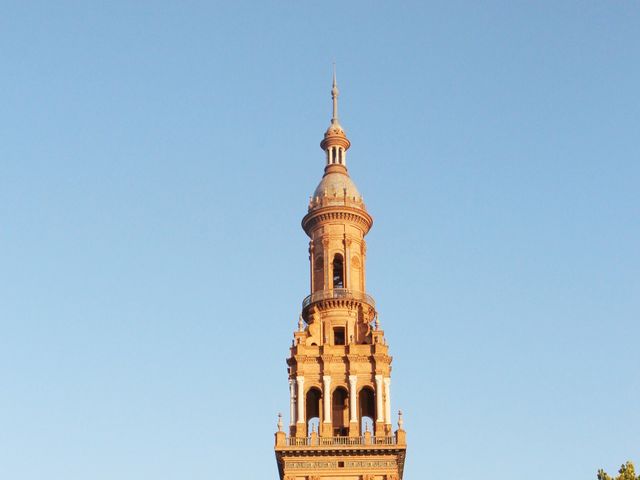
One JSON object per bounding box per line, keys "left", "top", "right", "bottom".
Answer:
{"left": 302, "top": 288, "right": 375, "bottom": 310}
{"left": 284, "top": 435, "right": 396, "bottom": 447}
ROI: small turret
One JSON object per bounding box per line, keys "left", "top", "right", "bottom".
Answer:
{"left": 320, "top": 67, "right": 351, "bottom": 171}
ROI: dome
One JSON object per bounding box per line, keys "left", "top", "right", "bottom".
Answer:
{"left": 324, "top": 120, "right": 346, "bottom": 138}
{"left": 312, "top": 171, "right": 361, "bottom": 201}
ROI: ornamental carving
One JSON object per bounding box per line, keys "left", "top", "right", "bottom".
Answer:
{"left": 302, "top": 210, "right": 373, "bottom": 235}
{"left": 347, "top": 354, "right": 370, "bottom": 363}
{"left": 286, "top": 460, "right": 395, "bottom": 470}
{"left": 321, "top": 355, "right": 345, "bottom": 364}
{"left": 346, "top": 460, "right": 396, "bottom": 468}
{"left": 305, "top": 307, "right": 321, "bottom": 346}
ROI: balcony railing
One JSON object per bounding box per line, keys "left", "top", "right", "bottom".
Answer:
{"left": 302, "top": 288, "right": 375, "bottom": 310}
{"left": 319, "top": 436, "right": 365, "bottom": 446}
{"left": 286, "top": 437, "right": 312, "bottom": 446}
{"left": 285, "top": 435, "right": 396, "bottom": 447}
{"left": 373, "top": 436, "right": 397, "bottom": 445}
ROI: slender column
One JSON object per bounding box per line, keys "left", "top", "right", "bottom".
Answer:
{"left": 384, "top": 377, "right": 391, "bottom": 425}
{"left": 323, "top": 376, "right": 332, "bottom": 424}
{"left": 323, "top": 239, "right": 330, "bottom": 290}
{"left": 309, "top": 241, "right": 314, "bottom": 292}
{"left": 375, "top": 375, "right": 384, "bottom": 423}
{"left": 289, "top": 379, "right": 296, "bottom": 426}
{"left": 361, "top": 243, "right": 367, "bottom": 291}
{"left": 348, "top": 375, "right": 358, "bottom": 423}
{"left": 296, "top": 377, "right": 305, "bottom": 426}
{"left": 345, "top": 238, "right": 351, "bottom": 290}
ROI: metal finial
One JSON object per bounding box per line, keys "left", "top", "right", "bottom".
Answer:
{"left": 331, "top": 64, "right": 339, "bottom": 123}
{"left": 398, "top": 410, "right": 404, "bottom": 429}
{"left": 298, "top": 314, "right": 304, "bottom": 332}
{"left": 277, "top": 412, "right": 283, "bottom": 432}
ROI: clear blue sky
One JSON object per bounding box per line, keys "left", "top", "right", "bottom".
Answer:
{"left": 1, "top": 2, "right": 638, "bottom": 479}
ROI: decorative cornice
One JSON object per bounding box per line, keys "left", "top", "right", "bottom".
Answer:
{"left": 347, "top": 354, "right": 371, "bottom": 363}
{"left": 302, "top": 206, "right": 373, "bottom": 236}
{"left": 321, "top": 355, "right": 345, "bottom": 364}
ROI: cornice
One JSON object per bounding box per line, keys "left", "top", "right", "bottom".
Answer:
{"left": 302, "top": 206, "right": 373, "bottom": 236}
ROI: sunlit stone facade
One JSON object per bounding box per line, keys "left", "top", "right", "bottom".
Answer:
{"left": 274, "top": 75, "right": 407, "bottom": 480}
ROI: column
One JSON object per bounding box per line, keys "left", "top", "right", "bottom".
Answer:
{"left": 296, "top": 377, "right": 305, "bottom": 426}
{"left": 289, "top": 379, "right": 296, "bottom": 426}
{"left": 384, "top": 377, "right": 391, "bottom": 426}
{"left": 323, "top": 376, "right": 332, "bottom": 424}
{"left": 344, "top": 238, "right": 351, "bottom": 290}
{"left": 322, "top": 239, "right": 330, "bottom": 291}
{"left": 361, "top": 243, "right": 367, "bottom": 291}
{"left": 375, "top": 375, "right": 384, "bottom": 423}
{"left": 309, "top": 241, "right": 314, "bottom": 292}
{"left": 348, "top": 375, "right": 358, "bottom": 423}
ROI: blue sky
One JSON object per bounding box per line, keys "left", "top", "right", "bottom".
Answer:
{"left": 1, "top": 2, "right": 638, "bottom": 479}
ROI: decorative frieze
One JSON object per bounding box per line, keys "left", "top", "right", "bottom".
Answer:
{"left": 287, "top": 460, "right": 397, "bottom": 470}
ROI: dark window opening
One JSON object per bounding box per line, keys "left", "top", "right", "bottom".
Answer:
{"left": 334, "top": 327, "right": 345, "bottom": 346}
{"left": 332, "top": 387, "right": 349, "bottom": 436}
{"left": 306, "top": 387, "right": 322, "bottom": 434}
{"left": 359, "top": 386, "right": 376, "bottom": 435}
{"left": 332, "top": 254, "right": 344, "bottom": 288}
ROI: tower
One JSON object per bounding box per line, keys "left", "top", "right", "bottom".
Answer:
{"left": 274, "top": 74, "right": 407, "bottom": 480}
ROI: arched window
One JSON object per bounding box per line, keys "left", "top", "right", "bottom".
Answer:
{"left": 332, "top": 387, "right": 349, "bottom": 436}
{"left": 332, "top": 254, "right": 344, "bottom": 288}
{"left": 358, "top": 386, "right": 376, "bottom": 435}
{"left": 306, "top": 387, "right": 322, "bottom": 435}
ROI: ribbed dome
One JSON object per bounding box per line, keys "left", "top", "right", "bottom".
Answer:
{"left": 312, "top": 171, "right": 361, "bottom": 201}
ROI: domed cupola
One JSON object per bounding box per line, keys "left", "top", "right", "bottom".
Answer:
{"left": 303, "top": 71, "right": 372, "bottom": 237}
{"left": 307, "top": 70, "right": 369, "bottom": 217}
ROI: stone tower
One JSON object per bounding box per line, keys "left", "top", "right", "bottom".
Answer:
{"left": 274, "top": 74, "right": 407, "bottom": 480}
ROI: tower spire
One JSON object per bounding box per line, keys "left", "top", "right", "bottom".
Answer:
{"left": 331, "top": 64, "right": 339, "bottom": 124}
{"left": 321, "top": 66, "right": 350, "bottom": 169}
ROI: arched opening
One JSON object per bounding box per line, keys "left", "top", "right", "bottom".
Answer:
{"left": 305, "top": 387, "right": 322, "bottom": 435}
{"left": 332, "top": 254, "right": 344, "bottom": 288}
{"left": 358, "top": 386, "right": 376, "bottom": 435}
{"left": 332, "top": 387, "right": 349, "bottom": 436}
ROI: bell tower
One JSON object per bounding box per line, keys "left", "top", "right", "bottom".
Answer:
{"left": 274, "top": 73, "right": 407, "bottom": 480}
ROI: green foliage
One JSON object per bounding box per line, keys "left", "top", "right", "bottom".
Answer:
{"left": 597, "top": 462, "right": 639, "bottom": 480}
